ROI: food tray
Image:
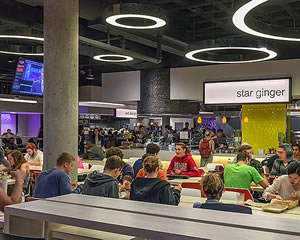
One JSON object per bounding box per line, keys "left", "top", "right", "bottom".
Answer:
{"left": 262, "top": 204, "right": 288, "bottom": 213}
{"left": 271, "top": 200, "right": 299, "bottom": 209}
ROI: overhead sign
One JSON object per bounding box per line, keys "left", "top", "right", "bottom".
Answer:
{"left": 204, "top": 78, "right": 292, "bottom": 105}
{"left": 116, "top": 109, "right": 137, "bottom": 118}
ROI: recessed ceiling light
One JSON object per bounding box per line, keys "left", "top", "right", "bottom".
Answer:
{"left": 185, "top": 47, "right": 277, "bottom": 64}
{"left": 93, "top": 54, "right": 133, "bottom": 62}
{"left": 233, "top": 0, "right": 300, "bottom": 41}
{"left": 106, "top": 14, "right": 166, "bottom": 29}
{"left": 0, "top": 35, "right": 44, "bottom": 55}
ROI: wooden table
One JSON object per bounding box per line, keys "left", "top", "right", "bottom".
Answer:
{"left": 168, "top": 177, "right": 202, "bottom": 185}
{"left": 180, "top": 195, "right": 300, "bottom": 220}
{"left": 5, "top": 200, "right": 295, "bottom": 240}
{"left": 46, "top": 194, "right": 300, "bottom": 236}
{"left": 29, "top": 166, "right": 94, "bottom": 176}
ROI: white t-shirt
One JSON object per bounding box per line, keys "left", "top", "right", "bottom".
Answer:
{"left": 25, "top": 149, "right": 43, "bottom": 164}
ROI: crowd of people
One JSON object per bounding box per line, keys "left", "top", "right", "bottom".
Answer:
{"left": 1, "top": 125, "right": 300, "bottom": 216}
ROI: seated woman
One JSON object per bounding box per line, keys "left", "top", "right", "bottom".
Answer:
{"left": 8, "top": 150, "right": 29, "bottom": 174}
{"left": 130, "top": 156, "right": 182, "bottom": 205}
{"left": 263, "top": 161, "right": 300, "bottom": 201}
{"left": 193, "top": 173, "right": 252, "bottom": 214}
{"left": 167, "top": 143, "right": 200, "bottom": 177}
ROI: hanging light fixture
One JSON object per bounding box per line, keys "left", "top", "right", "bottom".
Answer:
{"left": 106, "top": 3, "right": 167, "bottom": 30}
{"left": 197, "top": 116, "right": 202, "bottom": 124}
{"left": 244, "top": 116, "right": 249, "bottom": 123}
{"left": 222, "top": 116, "right": 227, "bottom": 123}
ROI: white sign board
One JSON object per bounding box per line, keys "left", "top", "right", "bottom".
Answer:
{"left": 116, "top": 109, "right": 137, "bottom": 118}
{"left": 204, "top": 78, "right": 291, "bottom": 104}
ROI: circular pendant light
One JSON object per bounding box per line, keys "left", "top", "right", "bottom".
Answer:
{"left": 106, "top": 14, "right": 166, "bottom": 30}
{"left": 0, "top": 35, "right": 44, "bottom": 56}
{"left": 105, "top": 3, "right": 167, "bottom": 30}
{"left": 233, "top": 0, "right": 300, "bottom": 41}
{"left": 93, "top": 54, "right": 133, "bottom": 62}
{"left": 185, "top": 47, "right": 277, "bottom": 64}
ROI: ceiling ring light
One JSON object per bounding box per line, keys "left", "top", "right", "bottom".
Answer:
{"left": 106, "top": 14, "right": 166, "bottom": 29}
{"left": 0, "top": 35, "right": 44, "bottom": 56}
{"left": 93, "top": 54, "right": 133, "bottom": 62}
{"left": 233, "top": 0, "right": 300, "bottom": 41}
{"left": 185, "top": 47, "right": 277, "bottom": 64}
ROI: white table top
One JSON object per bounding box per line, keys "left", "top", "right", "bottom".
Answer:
{"left": 46, "top": 194, "right": 300, "bottom": 236}
{"left": 5, "top": 200, "right": 294, "bottom": 240}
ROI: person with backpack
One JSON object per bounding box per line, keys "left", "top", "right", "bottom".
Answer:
{"left": 199, "top": 130, "right": 215, "bottom": 167}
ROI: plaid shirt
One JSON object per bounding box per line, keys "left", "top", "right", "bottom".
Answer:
{"left": 270, "top": 159, "right": 296, "bottom": 177}
{"left": 250, "top": 159, "right": 264, "bottom": 175}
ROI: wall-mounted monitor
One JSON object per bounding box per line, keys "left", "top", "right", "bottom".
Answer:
{"left": 11, "top": 58, "right": 44, "bottom": 97}
{"left": 204, "top": 78, "right": 292, "bottom": 105}
{"left": 116, "top": 109, "right": 137, "bottom": 118}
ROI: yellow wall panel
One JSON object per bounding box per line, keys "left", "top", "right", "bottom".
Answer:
{"left": 242, "top": 104, "right": 286, "bottom": 154}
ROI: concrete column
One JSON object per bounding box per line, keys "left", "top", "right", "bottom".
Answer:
{"left": 44, "top": 0, "right": 79, "bottom": 181}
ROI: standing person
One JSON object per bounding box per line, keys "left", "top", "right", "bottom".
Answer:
{"left": 292, "top": 144, "right": 300, "bottom": 161}
{"left": 24, "top": 143, "right": 43, "bottom": 166}
{"left": 136, "top": 125, "right": 147, "bottom": 146}
{"left": 130, "top": 156, "right": 181, "bottom": 205}
{"left": 34, "top": 153, "right": 82, "bottom": 198}
{"left": 270, "top": 144, "right": 295, "bottom": 177}
{"left": 264, "top": 161, "right": 300, "bottom": 201}
{"left": 214, "top": 129, "right": 227, "bottom": 149}
{"left": 199, "top": 130, "right": 215, "bottom": 167}
{"left": 0, "top": 145, "right": 10, "bottom": 168}
{"left": 224, "top": 152, "right": 269, "bottom": 193}
{"left": 160, "top": 125, "right": 173, "bottom": 146}
{"left": 167, "top": 143, "right": 200, "bottom": 177}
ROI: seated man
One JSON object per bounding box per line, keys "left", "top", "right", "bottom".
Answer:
{"left": 34, "top": 152, "right": 81, "bottom": 198}
{"left": 194, "top": 173, "right": 252, "bottom": 214}
{"left": 238, "top": 145, "right": 264, "bottom": 176}
{"left": 82, "top": 140, "right": 105, "bottom": 160}
{"left": 24, "top": 143, "right": 43, "bottom": 166}
{"left": 270, "top": 144, "right": 295, "bottom": 177}
{"left": 130, "top": 156, "right": 181, "bottom": 205}
{"left": 82, "top": 155, "right": 123, "bottom": 198}
{"left": 224, "top": 152, "right": 268, "bottom": 193}
{"left": 133, "top": 143, "right": 162, "bottom": 178}
{"left": 105, "top": 147, "right": 134, "bottom": 183}
{"left": 4, "top": 137, "right": 18, "bottom": 151}
{"left": 0, "top": 169, "right": 26, "bottom": 211}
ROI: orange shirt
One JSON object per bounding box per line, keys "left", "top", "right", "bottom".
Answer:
{"left": 136, "top": 168, "right": 167, "bottom": 181}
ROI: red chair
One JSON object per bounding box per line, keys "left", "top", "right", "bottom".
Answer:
{"left": 224, "top": 187, "right": 254, "bottom": 201}
{"left": 198, "top": 168, "right": 205, "bottom": 177}
{"left": 26, "top": 197, "right": 40, "bottom": 202}
{"left": 182, "top": 182, "right": 206, "bottom": 198}
{"left": 30, "top": 170, "right": 41, "bottom": 183}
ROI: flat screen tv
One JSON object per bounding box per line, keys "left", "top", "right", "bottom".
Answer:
{"left": 11, "top": 58, "right": 44, "bottom": 97}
